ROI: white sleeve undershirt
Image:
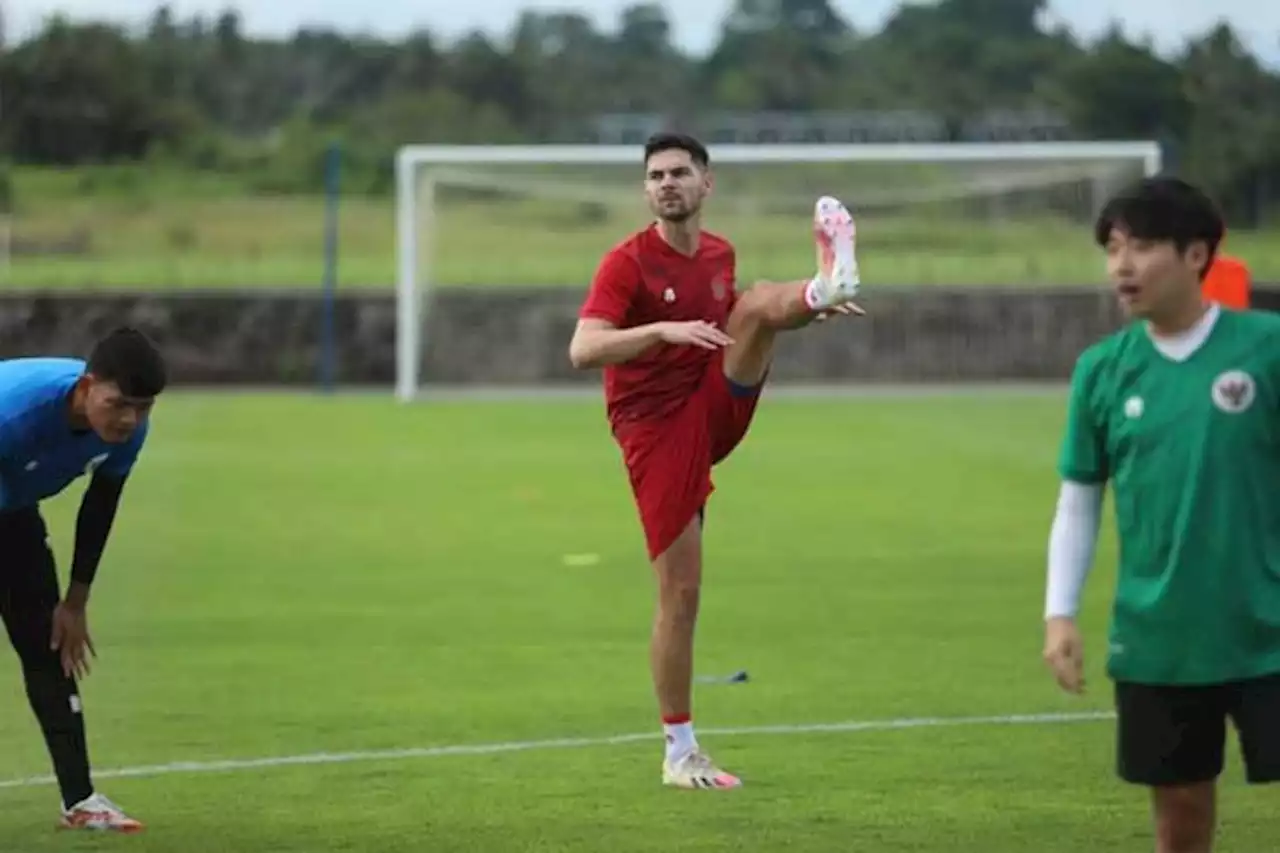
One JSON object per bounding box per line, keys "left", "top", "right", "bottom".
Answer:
{"left": 1044, "top": 480, "right": 1104, "bottom": 619}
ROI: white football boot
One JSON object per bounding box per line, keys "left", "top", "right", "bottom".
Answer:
{"left": 809, "top": 195, "right": 861, "bottom": 308}
{"left": 662, "top": 748, "right": 743, "bottom": 790}
{"left": 59, "top": 792, "right": 144, "bottom": 833}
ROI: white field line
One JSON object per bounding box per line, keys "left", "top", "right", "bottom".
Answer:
{"left": 0, "top": 709, "right": 1113, "bottom": 790}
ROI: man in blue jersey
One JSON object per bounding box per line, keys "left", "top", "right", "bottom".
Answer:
{"left": 1, "top": 327, "right": 166, "bottom": 833}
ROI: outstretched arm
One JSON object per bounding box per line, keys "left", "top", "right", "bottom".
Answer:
{"left": 572, "top": 249, "right": 651, "bottom": 368}
{"left": 569, "top": 318, "right": 731, "bottom": 369}
{"left": 571, "top": 248, "right": 731, "bottom": 369}
{"left": 570, "top": 319, "right": 663, "bottom": 369}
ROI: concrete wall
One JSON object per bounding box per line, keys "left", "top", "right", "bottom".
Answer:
{"left": 0, "top": 286, "right": 1274, "bottom": 386}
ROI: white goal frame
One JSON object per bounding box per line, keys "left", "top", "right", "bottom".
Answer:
{"left": 393, "top": 140, "right": 1162, "bottom": 402}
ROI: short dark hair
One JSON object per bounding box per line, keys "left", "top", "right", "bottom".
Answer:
{"left": 86, "top": 327, "right": 167, "bottom": 398}
{"left": 1094, "top": 177, "right": 1225, "bottom": 277}
{"left": 643, "top": 132, "right": 709, "bottom": 169}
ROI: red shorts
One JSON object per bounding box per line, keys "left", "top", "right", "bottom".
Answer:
{"left": 612, "top": 360, "right": 765, "bottom": 561}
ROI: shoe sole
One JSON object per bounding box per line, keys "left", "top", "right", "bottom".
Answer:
{"left": 662, "top": 778, "right": 743, "bottom": 790}
{"left": 662, "top": 772, "right": 743, "bottom": 790}
{"left": 813, "top": 196, "right": 859, "bottom": 297}
{"left": 58, "top": 819, "right": 144, "bottom": 833}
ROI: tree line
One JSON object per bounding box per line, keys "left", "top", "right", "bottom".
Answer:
{"left": 2, "top": 0, "right": 1279, "bottom": 221}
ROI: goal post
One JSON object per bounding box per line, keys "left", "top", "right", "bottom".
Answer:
{"left": 393, "top": 140, "right": 1163, "bottom": 401}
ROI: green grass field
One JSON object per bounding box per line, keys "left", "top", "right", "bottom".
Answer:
{"left": 0, "top": 390, "right": 1274, "bottom": 851}
{"left": 7, "top": 166, "right": 1280, "bottom": 289}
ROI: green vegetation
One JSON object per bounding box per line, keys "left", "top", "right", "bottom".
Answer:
{"left": 8, "top": 166, "right": 1280, "bottom": 289}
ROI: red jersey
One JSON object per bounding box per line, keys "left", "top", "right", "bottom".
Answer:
{"left": 579, "top": 224, "right": 738, "bottom": 426}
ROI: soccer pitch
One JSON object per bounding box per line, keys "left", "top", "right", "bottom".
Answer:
{"left": 0, "top": 390, "right": 1273, "bottom": 851}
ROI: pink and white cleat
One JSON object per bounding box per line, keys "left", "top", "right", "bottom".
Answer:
{"left": 59, "top": 792, "right": 144, "bottom": 833}
{"left": 662, "top": 748, "right": 743, "bottom": 790}
{"left": 809, "top": 195, "right": 860, "bottom": 308}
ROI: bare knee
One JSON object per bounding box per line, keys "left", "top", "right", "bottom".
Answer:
{"left": 657, "top": 577, "right": 700, "bottom": 626}
{"left": 653, "top": 521, "right": 702, "bottom": 624}
{"left": 1153, "top": 783, "right": 1216, "bottom": 853}
{"left": 655, "top": 552, "right": 700, "bottom": 623}
{"left": 730, "top": 284, "right": 793, "bottom": 330}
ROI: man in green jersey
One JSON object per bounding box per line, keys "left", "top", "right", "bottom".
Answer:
{"left": 1042, "top": 176, "right": 1280, "bottom": 853}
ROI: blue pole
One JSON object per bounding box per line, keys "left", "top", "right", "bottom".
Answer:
{"left": 319, "top": 142, "right": 341, "bottom": 393}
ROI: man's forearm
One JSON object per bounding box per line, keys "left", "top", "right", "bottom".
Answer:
{"left": 1044, "top": 480, "right": 1104, "bottom": 619}
{"left": 569, "top": 324, "right": 664, "bottom": 369}
{"left": 69, "top": 474, "right": 127, "bottom": 596}
{"left": 64, "top": 580, "right": 92, "bottom": 608}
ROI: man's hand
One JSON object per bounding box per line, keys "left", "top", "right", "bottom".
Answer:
{"left": 1043, "top": 616, "right": 1085, "bottom": 694}
{"left": 815, "top": 302, "right": 866, "bottom": 322}
{"left": 656, "top": 321, "right": 735, "bottom": 350}
{"left": 51, "top": 591, "right": 96, "bottom": 680}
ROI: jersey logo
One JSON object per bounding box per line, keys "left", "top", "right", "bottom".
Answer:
{"left": 24, "top": 460, "right": 39, "bottom": 471}
{"left": 662, "top": 287, "right": 676, "bottom": 303}
{"left": 85, "top": 453, "right": 109, "bottom": 475}
{"left": 1123, "top": 396, "right": 1144, "bottom": 419}
{"left": 1211, "top": 370, "right": 1255, "bottom": 414}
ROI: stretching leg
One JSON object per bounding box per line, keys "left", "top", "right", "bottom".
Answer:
{"left": 723, "top": 197, "right": 863, "bottom": 386}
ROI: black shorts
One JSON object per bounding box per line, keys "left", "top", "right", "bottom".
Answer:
{"left": 1115, "top": 673, "right": 1280, "bottom": 786}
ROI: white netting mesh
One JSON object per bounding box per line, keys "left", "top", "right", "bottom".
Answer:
{"left": 414, "top": 156, "right": 1149, "bottom": 288}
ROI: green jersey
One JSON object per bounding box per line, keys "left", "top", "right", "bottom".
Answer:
{"left": 1059, "top": 307, "right": 1280, "bottom": 686}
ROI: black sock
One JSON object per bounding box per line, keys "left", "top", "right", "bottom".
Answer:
{"left": 23, "top": 665, "right": 93, "bottom": 808}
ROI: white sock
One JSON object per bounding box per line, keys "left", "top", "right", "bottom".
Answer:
{"left": 663, "top": 721, "right": 698, "bottom": 763}
{"left": 803, "top": 277, "right": 826, "bottom": 310}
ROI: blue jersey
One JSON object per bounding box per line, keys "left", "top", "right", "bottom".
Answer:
{"left": 0, "top": 358, "right": 148, "bottom": 511}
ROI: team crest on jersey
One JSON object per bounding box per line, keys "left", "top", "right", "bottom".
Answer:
{"left": 1210, "top": 370, "right": 1255, "bottom": 414}
{"left": 1123, "top": 396, "right": 1144, "bottom": 419}
{"left": 662, "top": 287, "right": 676, "bottom": 303}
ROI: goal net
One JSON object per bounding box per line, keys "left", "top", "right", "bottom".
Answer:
{"left": 394, "top": 141, "right": 1162, "bottom": 401}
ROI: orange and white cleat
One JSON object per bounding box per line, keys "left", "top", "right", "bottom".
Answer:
{"left": 662, "top": 748, "right": 743, "bottom": 790}
{"left": 810, "top": 195, "right": 860, "bottom": 307}
{"left": 59, "top": 793, "right": 144, "bottom": 833}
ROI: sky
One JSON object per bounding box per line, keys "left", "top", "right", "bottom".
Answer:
{"left": 7, "top": 0, "right": 1280, "bottom": 66}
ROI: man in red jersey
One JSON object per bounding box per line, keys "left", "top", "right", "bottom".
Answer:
{"left": 568, "top": 132, "right": 863, "bottom": 790}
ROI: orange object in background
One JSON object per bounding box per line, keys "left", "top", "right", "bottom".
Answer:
{"left": 1203, "top": 255, "right": 1251, "bottom": 310}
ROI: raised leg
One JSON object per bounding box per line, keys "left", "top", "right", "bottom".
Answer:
{"left": 721, "top": 283, "right": 818, "bottom": 387}
{"left": 722, "top": 195, "right": 862, "bottom": 388}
